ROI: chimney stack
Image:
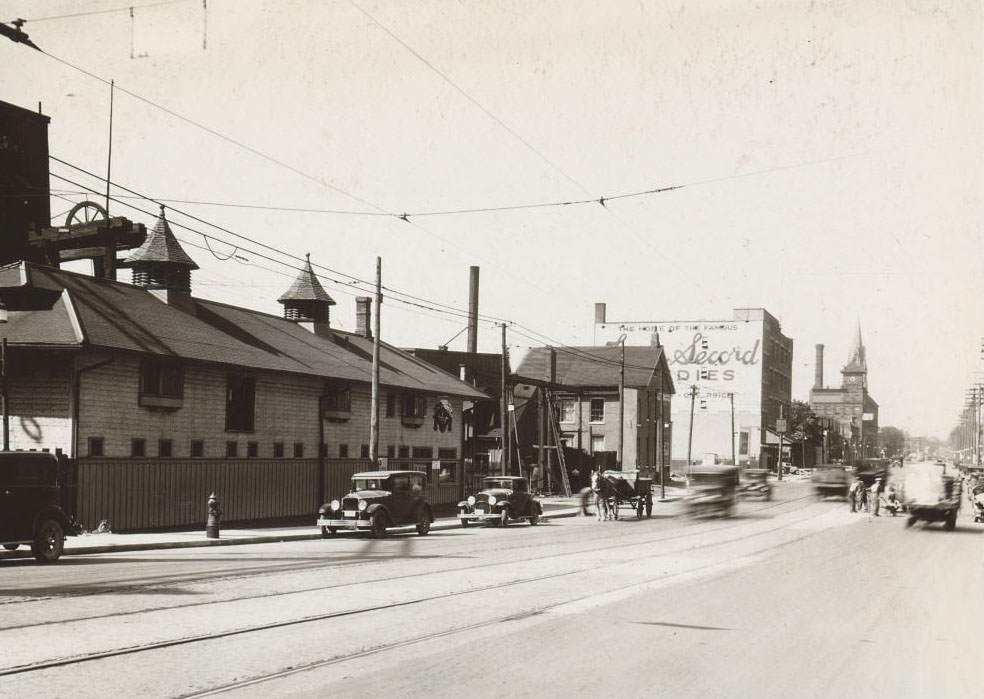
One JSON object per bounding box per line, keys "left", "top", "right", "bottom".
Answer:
{"left": 356, "top": 296, "right": 372, "bottom": 339}
{"left": 594, "top": 302, "right": 607, "bottom": 324}
{"left": 814, "top": 344, "right": 824, "bottom": 389}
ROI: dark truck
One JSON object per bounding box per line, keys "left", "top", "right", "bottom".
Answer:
{"left": 812, "top": 464, "right": 851, "bottom": 500}
{"left": 0, "top": 451, "right": 82, "bottom": 562}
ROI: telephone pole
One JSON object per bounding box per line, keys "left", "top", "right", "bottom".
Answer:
{"left": 729, "top": 392, "right": 736, "bottom": 467}
{"left": 500, "top": 323, "right": 508, "bottom": 476}
{"left": 617, "top": 337, "right": 625, "bottom": 470}
{"left": 686, "top": 384, "right": 697, "bottom": 479}
{"left": 368, "top": 257, "right": 381, "bottom": 465}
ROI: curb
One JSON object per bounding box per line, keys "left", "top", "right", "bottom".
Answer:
{"left": 2, "top": 507, "right": 585, "bottom": 559}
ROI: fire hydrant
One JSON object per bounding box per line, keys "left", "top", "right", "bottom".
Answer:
{"left": 206, "top": 491, "right": 221, "bottom": 539}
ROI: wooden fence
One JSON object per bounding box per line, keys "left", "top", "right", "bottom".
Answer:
{"left": 76, "top": 457, "right": 461, "bottom": 531}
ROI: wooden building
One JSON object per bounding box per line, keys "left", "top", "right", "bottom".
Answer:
{"left": 0, "top": 209, "right": 487, "bottom": 530}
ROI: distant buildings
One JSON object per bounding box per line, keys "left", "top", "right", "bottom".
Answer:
{"left": 593, "top": 304, "right": 792, "bottom": 469}
{"left": 809, "top": 325, "right": 879, "bottom": 462}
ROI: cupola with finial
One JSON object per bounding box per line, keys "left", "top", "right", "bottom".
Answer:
{"left": 278, "top": 254, "right": 336, "bottom": 338}
{"left": 126, "top": 205, "right": 199, "bottom": 313}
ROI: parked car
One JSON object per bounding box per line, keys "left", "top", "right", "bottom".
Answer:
{"left": 316, "top": 470, "right": 433, "bottom": 538}
{"left": 458, "top": 476, "right": 542, "bottom": 527}
{"left": 0, "top": 451, "right": 82, "bottom": 563}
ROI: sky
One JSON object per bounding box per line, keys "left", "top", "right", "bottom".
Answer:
{"left": 2, "top": 0, "right": 981, "bottom": 439}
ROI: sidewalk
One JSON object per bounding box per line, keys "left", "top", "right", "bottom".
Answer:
{"left": 1, "top": 497, "right": 586, "bottom": 559}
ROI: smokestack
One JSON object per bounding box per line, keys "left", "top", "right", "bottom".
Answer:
{"left": 467, "top": 266, "right": 479, "bottom": 354}
{"left": 545, "top": 347, "right": 557, "bottom": 383}
{"left": 814, "top": 344, "right": 824, "bottom": 389}
{"left": 594, "top": 302, "right": 607, "bottom": 324}
{"left": 356, "top": 296, "right": 372, "bottom": 339}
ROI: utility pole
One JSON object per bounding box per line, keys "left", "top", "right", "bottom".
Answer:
{"left": 686, "top": 384, "right": 697, "bottom": 479}
{"left": 658, "top": 373, "right": 665, "bottom": 499}
{"left": 1, "top": 336, "right": 8, "bottom": 451}
{"left": 617, "top": 337, "right": 625, "bottom": 470}
{"left": 368, "top": 257, "right": 381, "bottom": 465}
{"left": 500, "top": 323, "right": 508, "bottom": 476}
{"left": 729, "top": 392, "right": 736, "bottom": 467}
{"left": 776, "top": 403, "right": 785, "bottom": 482}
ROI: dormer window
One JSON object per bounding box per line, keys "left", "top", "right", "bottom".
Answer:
{"left": 139, "top": 359, "right": 184, "bottom": 409}
{"left": 321, "top": 383, "right": 352, "bottom": 422}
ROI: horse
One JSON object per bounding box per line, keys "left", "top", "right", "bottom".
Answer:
{"left": 588, "top": 470, "right": 616, "bottom": 521}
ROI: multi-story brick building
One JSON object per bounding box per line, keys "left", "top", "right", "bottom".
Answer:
{"left": 593, "top": 304, "right": 792, "bottom": 469}
{"left": 809, "top": 326, "right": 879, "bottom": 463}
{"left": 0, "top": 210, "right": 486, "bottom": 530}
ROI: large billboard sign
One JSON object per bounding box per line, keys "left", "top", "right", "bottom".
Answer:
{"left": 596, "top": 320, "right": 764, "bottom": 462}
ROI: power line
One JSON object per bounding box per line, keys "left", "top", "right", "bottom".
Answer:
{"left": 18, "top": 0, "right": 188, "bottom": 23}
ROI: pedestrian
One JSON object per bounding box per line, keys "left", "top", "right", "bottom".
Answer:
{"left": 570, "top": 468, "right": 580, "bottom": 491}
{"left": 849, "top": 477, "right": 861, "bottom": 512}
{"left": 870, "top": 477, "right": 883, "bottom": 516}
{"left": 531, "top": 463, "right": 541, "bottom": 495}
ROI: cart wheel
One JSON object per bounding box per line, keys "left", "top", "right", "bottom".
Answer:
{"left": 645, "top": 497, "right": 653, "bottom": 518}
{"left": 636, "top": 501, "right": 644, "bottom": 519}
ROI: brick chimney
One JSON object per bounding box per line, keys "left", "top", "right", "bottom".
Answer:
{"left": 814, "top": 344, "right": 824, "bottom": 389}
{"left": 356, "top": 296, "right": 372, "bottom": 339}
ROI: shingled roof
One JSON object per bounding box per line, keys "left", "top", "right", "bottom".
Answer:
{"left": 514, "top": 345, "right": 673, "bottom": 392}
{"left": 0, "top": 262, "right": 486, "bottom": 400}
{"left": 124, "top": 206, "right": 199, "bottom": 268}
{"left": 277, "top": 254, "right": 335, "bottom": 305}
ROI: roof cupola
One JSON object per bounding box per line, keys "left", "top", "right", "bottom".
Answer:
{"left": 125, "top": 205, "right": 199, "bottom": 312}
{"left": 278, "top": 254, "right": 335, "bottom": 338}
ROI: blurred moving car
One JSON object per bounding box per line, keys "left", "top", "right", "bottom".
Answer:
{"left": 903, "top": 462, "right": 961, "bottom": 530}
{"left": 458, "top": 476, "right": 542, "bottom": 527}
{"left": 317, "top": 470, "right": 433, "bottom": 538}
{"left": 812, "top": 464, "right": 851, "bottom": 500}
{"left": 684, "top": 465, "right": 739, "bottom": 517}
{"left": 738, "top": 468, "right": 772, "bottom": 500}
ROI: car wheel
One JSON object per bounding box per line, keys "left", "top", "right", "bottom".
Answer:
{"left": 416, "top": 510, "right": 431, "bottom": 536}
{"left": 528, "top": 510, "right": 539, "bottom": 526}
{"left": 3, "top": 544, "right": 18, "bottom": 551}
{"left": 370, "top": 511, "right": 388, "bottom": 539}
{"left": 32, "top": 519, "right": 65, "bottom": 563}
{"left": 460, "top": 518, "right": 470, "bottom": 528}
{"left": 320, "top": 526, "right": 336, "bottom": 538}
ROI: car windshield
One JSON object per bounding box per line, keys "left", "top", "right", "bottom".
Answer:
{"left": 353, "top": 478, "right": 385, "bottom": 490}
{"left": 484, "top": 479, "right": 515, "bottom": 490}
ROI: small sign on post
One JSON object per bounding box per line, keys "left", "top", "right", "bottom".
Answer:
{"left": 776, "top": 418, "right": 787, "bottom": 433}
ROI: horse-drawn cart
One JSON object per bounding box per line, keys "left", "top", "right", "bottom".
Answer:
{"left": 602, "top": 470, "right": 654, "bottom": 519}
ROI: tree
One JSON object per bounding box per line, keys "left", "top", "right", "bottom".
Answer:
{"left": 787, "top": 400, "right": 821, "bottom": 466}
{"left": 878, "top": 426, "right": 908, "bottom": 457}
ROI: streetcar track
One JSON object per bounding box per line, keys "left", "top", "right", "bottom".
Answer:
{"left": 0, "top": 493, "right": 836, "bottom": 678}
{"left": 0, "top": 493, "right": 816, "bottom": 632}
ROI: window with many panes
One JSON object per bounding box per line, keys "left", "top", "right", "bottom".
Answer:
{"left": 226, "top": 441, "right": 238, "bottom": 458}
{"left": 402, "top": 393, "right": 427, "bottom": 418}
{"left": 131, "top": 438, "right": 146, "bottom": 457}
{"left": 589, "top": 398, "right": 605, "bottom": 423}
{"left": 225, "top": 374, "right": 255, "bottom": 432}
{"left": 140, "top": 359, "right": 183, "bottom": 408}
{"left": 247, "top": 441, "right": 258, "bottom": 458}
{"left": 558, "top": 399, "right": 576, "bottom": 423}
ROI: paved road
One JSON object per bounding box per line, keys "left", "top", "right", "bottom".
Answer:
{"left": 2, "top": 478, "right": 981, "bottom": 698}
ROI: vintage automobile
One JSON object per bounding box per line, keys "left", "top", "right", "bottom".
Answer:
{"left": 737, "top": 468, "right": 772, "bottom": 500}
{"left": 458, "top": 476, "right": 543, "bottom": 527}
{"left": 684, "top": 465, "right": 739, "bottom": 518}
{"left": 316, "top": 470, "right": 433, "bottom": 538}
{"left": 903, "top": 462, "right": 962, "bottom": 530}
{"left": 0, "top": 451, "right": 82, "bottom": 563}
{"left": 812, "top": 463, "right": 851, "bottom": 500}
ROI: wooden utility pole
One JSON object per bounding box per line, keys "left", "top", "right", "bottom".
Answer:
{"left": 657, "top": 373, "right": 665, "bottom": 499}
{"left": 500, "top": 323, "right": 508, "bottom": 476}
{"left": 729, "top": 392, "right": 736, "bottom": 467}
{"left": 686, "top": 384, "right": 697, "bottom": 479}
{"left": 368, "top": 257, "right": 381, "bottom": 465}
{"left": 617, "top": 338, "right": 625, "bottom": 470}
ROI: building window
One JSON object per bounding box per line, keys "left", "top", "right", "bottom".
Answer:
{"left": 88, "top": 437, "right": 104, "bottom": 457}
{"left": 293, "top": 442, "right": 304, "bottom": 458}
{"left": 558, "top": 399, "right": 577, "bottom": 424}
{"left": 247, "top": 441, "right": 258, "bottom": 458}
{"left": 385, "top": 392, "right": 395, "bottom": 418}
{"left": 131, "top": 438, "right": 146, "bottom": 457}
{"left": 140, "top": 359, "right": 183, "bottom": 409}
{"left": 339, "top": 444, "right": 349, "bottom": 458}
{"left": 191, "top": 440, "right": 204, "bottom": 458}
{"left": 226, "top": 441, "right": 238, "bottom": 458}
{"left": 225, "top": 374, "right": 256, "bottom": 432}
{"left": 412, "top": 446, "right": 433, "bottom": 460}
{"left": 591, "top": 435, "right": 605, "bottom": 453}
{"left": 739, "top": 431, "right": 749, "bottom": 456}
{"left": 398, "top": 445, "right": 410, "bottom": 459}
{"left": 360, "top": 444, "right": 370, "bottom": 458}
{"left": 321, "top": 383, "right": 352, "bottom": 421}
{"left": 589, "top": 398, "right": 605, "bottom": 423}
{"left": 401, "top": 393, "right": 427, "bottom": 426}
{"left": 437, "top": 448, "right": 457, "bottom": 460}
{"left": 387, "top": 445, "right": 395, "bottom": 458}
{"left": 273, "top": 442, "right": 284, "bottom": 458}
{"left": 159, "top": 439, "right": 173, "bottom": 458}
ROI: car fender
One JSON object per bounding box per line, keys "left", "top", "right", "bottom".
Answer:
{"left": 32, "top": 506, "right": 75, "bottom": 537}
{"left": 365, "top": 503, "right": 390, "bottom": 520}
